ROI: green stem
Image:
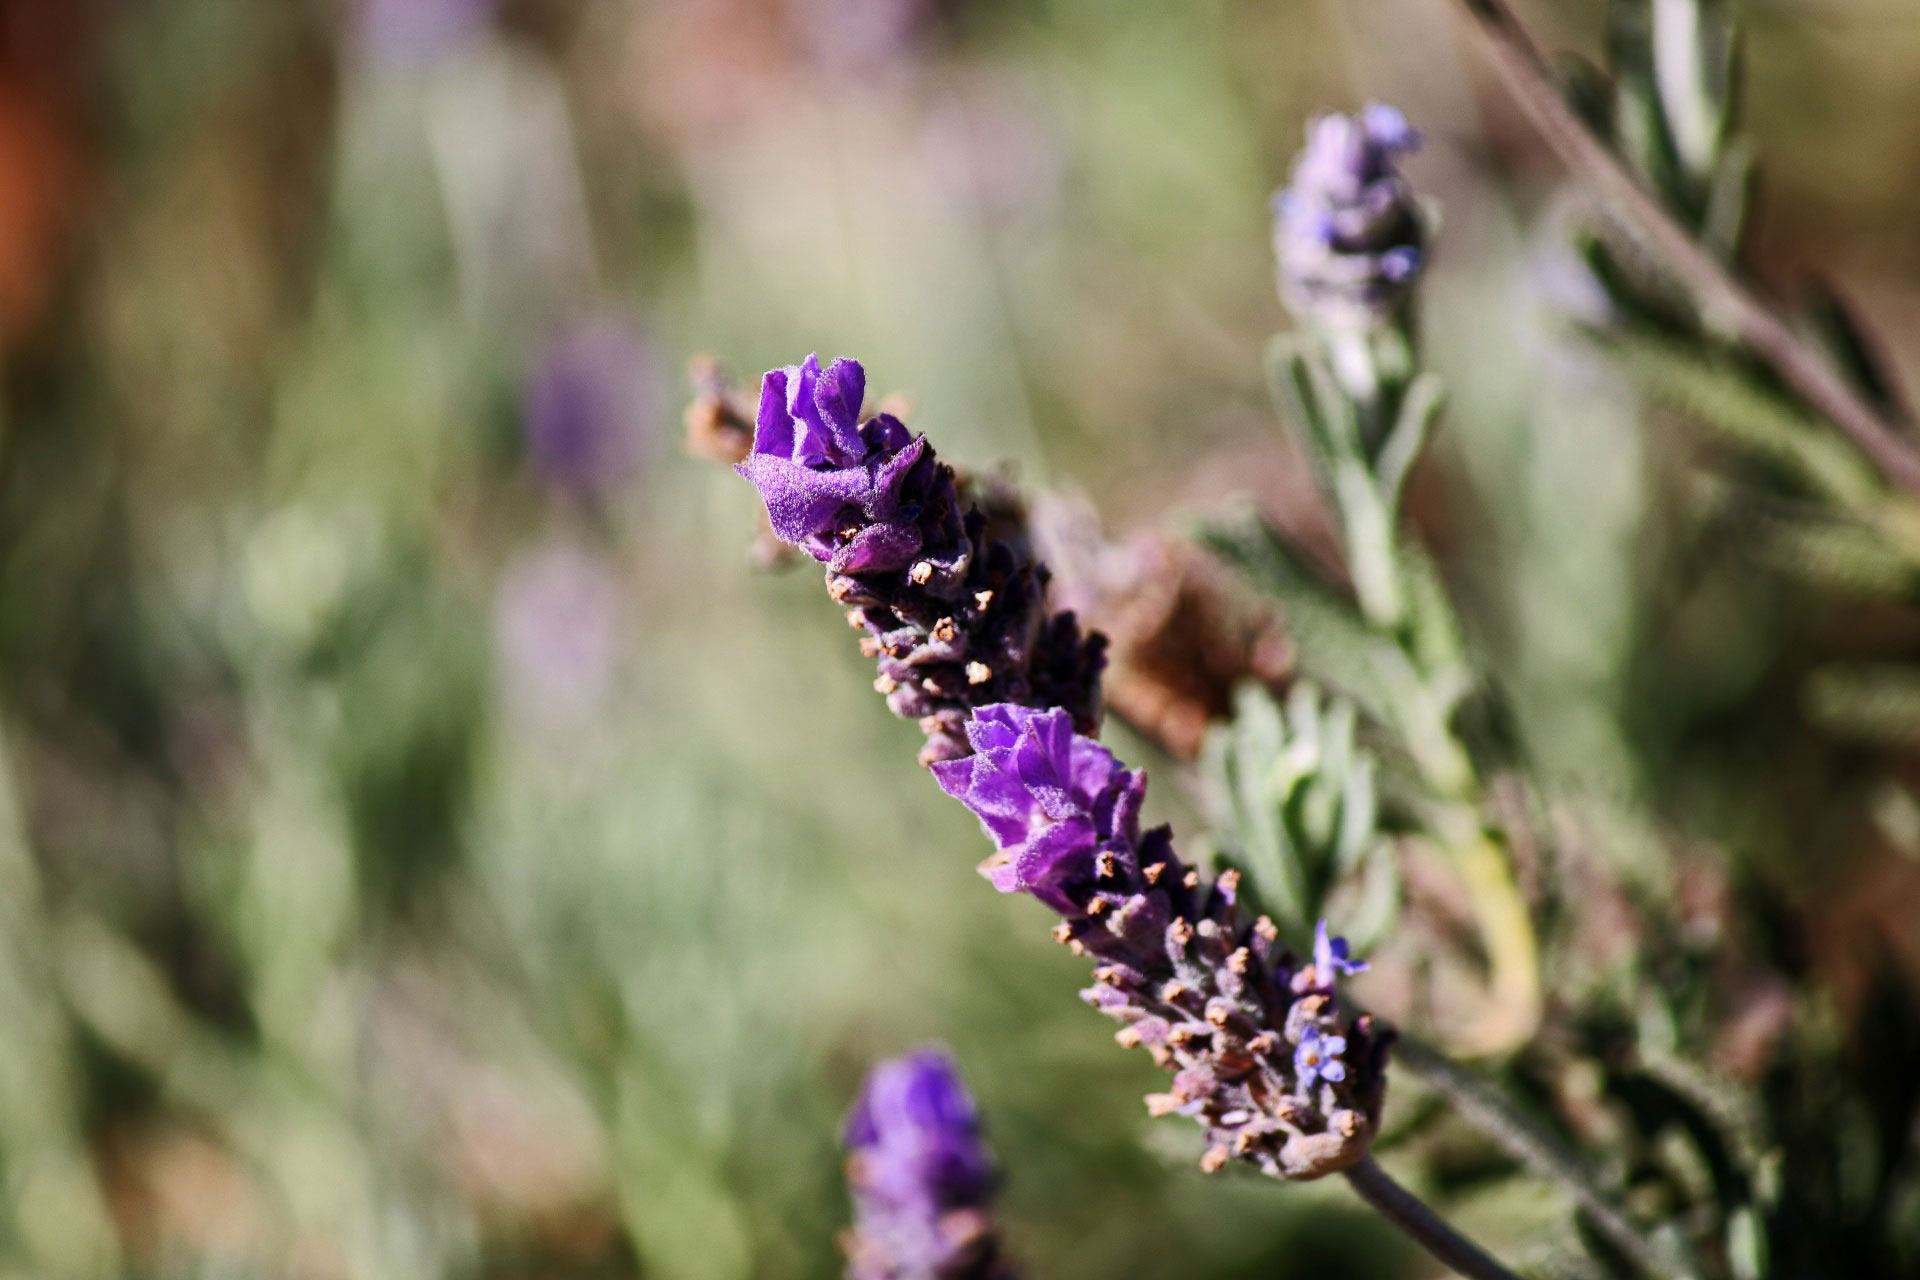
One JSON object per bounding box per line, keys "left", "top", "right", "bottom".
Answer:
{"left": 1434, "top": 818, "right": 1543, "bottom": 1056}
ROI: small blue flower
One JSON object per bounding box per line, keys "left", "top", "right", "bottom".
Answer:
{"left": 1295, "top": 1024, "right": 1348, "bottom": 1090}
{"left": 1315, "top": 919, "right": 1369, "bottom": 982}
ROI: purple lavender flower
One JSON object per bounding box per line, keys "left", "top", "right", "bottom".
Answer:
{"left": 1313, "top": 919, "right": 1370, "bottom": 984}
{"left": 1294, "top": 1025, "right": 1348, "bottom": 1090}
{"left": 736, "top": 355, "right": 926, "bottom": 570}
{"left": 524, "top": 316, "right": 656, "bottom": 495}
{"left": 844, "top": 1049, "right": 1014, "bottom": 1280}
{"left": 933, "top": 705, "right": 1390, "bottom": 1180}
{"left": 736, "top": 355, "right": 1105, "bottom": 764}
{"left": 796, "top": 0, "right": 936, "bottom": 76}
{"left": 1272, "top": 103, "right": 1426, "bottom": 329}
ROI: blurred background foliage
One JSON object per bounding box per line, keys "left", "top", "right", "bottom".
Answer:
{"left": 0, "top": 0, "right": 1917, "bottom": 1276}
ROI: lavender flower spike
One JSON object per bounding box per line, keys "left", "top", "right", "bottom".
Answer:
{"left": 1272, "top": 103, "right": 1426, "bottom": 330}
{"left": 843, "top": 1049, "right": 1015, "bottom": 1280}
{"left": 933, "top": 705, "right": 1390, "bottom": 1180}
{"left": 736, "top": 355, "right": 1106, "bottom": 763}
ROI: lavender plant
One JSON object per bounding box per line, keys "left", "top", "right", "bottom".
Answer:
{"left": 842, "top": 1050, "right": 1014, "bottom": 1280}
{"left": 1204, "top": 105, "right": 1542, "bottom": 1058}
{"left": 700, "top": 49, "right": 1920, "bottom": 1280}
{"left": 1243, "top": 101, "right": 1797, "bottom": 1280}
{"left": 726, "top": 354, "right": 1533, "bottom": 1277}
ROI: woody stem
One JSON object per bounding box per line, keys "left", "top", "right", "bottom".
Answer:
{"left": 1343, "top": 1156, "right": 1523, "bottom": 1280}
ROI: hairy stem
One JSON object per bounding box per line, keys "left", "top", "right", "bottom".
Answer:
{"left": 1451, "top": 0, "right": 1920, "bottom": 499}
{"left": 1391, "top": 1035, "right": 1702, "bottom": 1280}
{"left": 1343, "top": 1155, "right": 1524, "bottom": 1280}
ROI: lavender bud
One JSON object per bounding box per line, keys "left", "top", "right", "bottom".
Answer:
{"left": 1272, "top": 103, "right": 1426, "bottom": 331}
{"left": 844, "top": 1050, "right": 1015, "bottom": 1280}
{"left": 736, "top": 355, "right": 1105, "bottom": 763}
{"left": 932, "top": 704, "right": 1390, "bottom": 1181}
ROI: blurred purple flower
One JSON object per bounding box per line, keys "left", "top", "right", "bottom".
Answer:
{"left": 524, "top": 317, "right": 657, "bottom": 496}
{"left": 736, "top": 355, "right": 1105, "bottom": 764}
{"left": 843, "top": 1049, "right": 1012, "bottom": 1280}
{"left": 492, "top": 544, "right": 621, "bottom": 730}
{"left": 356, "top": 0, "right": 494, "bottom": 69}
{"left": 1272, "top": 103, "right": 1426, "bottom": 329}
{"left": 795, "top": 0, "right": 934, "bottom": 76}
{"left": 934, "top": 704, "right": 1390, "bottom": 1181}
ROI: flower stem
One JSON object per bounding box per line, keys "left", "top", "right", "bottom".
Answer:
{"left": 1439, "top": 824, "right": 1543, "bottom": 1055}
{"left": 1343, "top": 1155, "right": 1523, "bottom": 1280}
{"left": 1390, "top": 1035, "right": 1702, "bottom": 1280}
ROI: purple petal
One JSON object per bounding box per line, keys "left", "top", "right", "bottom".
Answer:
{"left": 830, "top": 520, "right": 923, "bottom": 574}
{"left": 784, "top": 354, "right": 841, "bottom": 466}
{"left": 813, "top": 357, "right": 869, "bottom": 458}
{"left": 978, "top": 849, "right": 1022, "bottom": 895}
{"left": 863, "top": 435, "right": 928, "bottom": 521}
{"left": 930, "top": 756, "right": 974, "bottom": 801}
{"left": 1380, "top": 245, "right": 1421, "bottom": 282}
{"left": 964, "top": 704, "right": 1031, "bottom": 756}
{"left": 951, "top": 757, "right": 1039, "bottom": 848}
{"left": 754, "top": 367, "right": 798, "bottom": 459}
{"left": 1011, "top": 815, "right": 1098, "bottom": 910}
{"left": 862, "top": 411, "right": 913, "bottom": 455}
{"left": 734, "top": 453, "right": 871, "bottom": 547}
{"left": 1067, "top": 733, "right": 1123, "bottom": 808}
{"left": 1008, "top": 709, "right": 1076, "bottom": 817}
{"left": 1361, "top": 101, "right": 1419, "bottom": 153}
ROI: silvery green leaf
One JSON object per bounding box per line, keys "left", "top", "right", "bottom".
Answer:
{"left": 1748, "top": 511, "right": 1920, "bottom": 601}
{"left": 1334, "top": 753, "right": 1380, "bottom": 881}
{"left": 1593, "top": 328, "right": 1882, "bottom": 509}
{"left": 1805, "top": 664, "right": 1920, "bottom": 746}
{"left": 1651, "top": 0, "right": 1735, "bottom": 188}
{"left": 1374, "top": 372, "right": 1445, "bottom": 518}
{"left": 1399, "top": 539, "right": 1469, "bottom": 684}
{"left": 1333, "top": 840, "right": 1399, "bottom": 957}
{"left": 1190, "top": 510, "right": 1403, "bottom": 726}
{"left": 1805, "top": 281, "right": 1908, "bottom": 421}
{"left": 1236, "top": 690, "right": 1309, "bottom": 927}
{"left": 1726, "top": 1205, "right": 1766, "bottom": 1280}
{"left": 1700, "top": 137, "right": 1753, "bottom": 262}
{"left": 1265, "top": 334, "right": 1365, "bottom": 488}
